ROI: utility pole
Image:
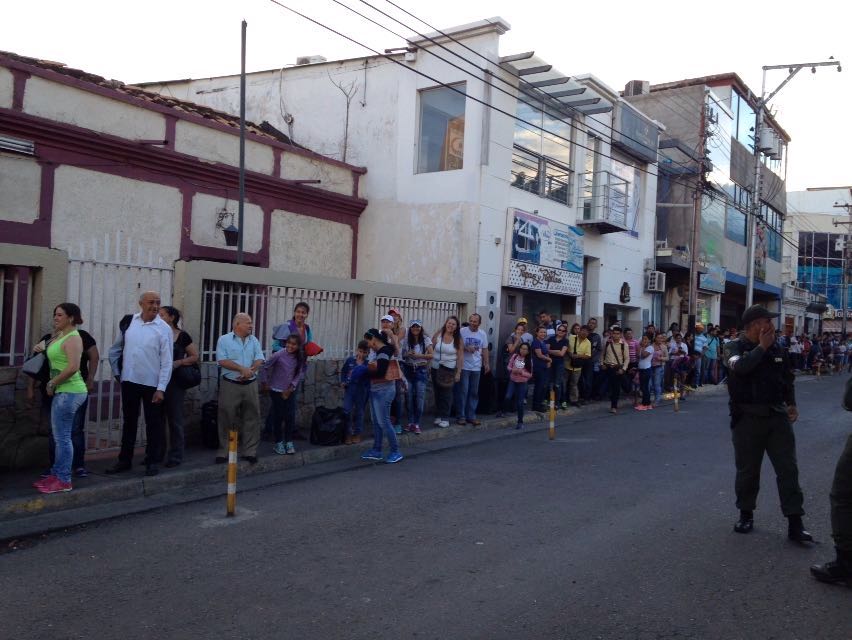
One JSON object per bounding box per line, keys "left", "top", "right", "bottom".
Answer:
{"left": 237, "top": 20, "right": 247, "bottom": 266}
{"left": 745, "top": 58, "right": 841, "bottom": 308}
{"left": 833, "top": 201, "right": 852, "bottom": 336}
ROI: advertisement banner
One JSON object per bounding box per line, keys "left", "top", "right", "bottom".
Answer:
{"left": 504, "top": 208, "right": 584, "bottom": 295}
{"left": 698, "top": 194, "right": 727, "bottom": 293}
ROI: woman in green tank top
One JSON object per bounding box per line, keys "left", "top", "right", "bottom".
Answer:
{"left": 33, "top": 303, "right": 89, "bottom": 494}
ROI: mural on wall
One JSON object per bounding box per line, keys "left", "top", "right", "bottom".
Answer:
{"left": 698, "top": 195, "right": 727, "bottom": 293}
{"left": 505, "top": 208, "right": 584, "bottom": 295}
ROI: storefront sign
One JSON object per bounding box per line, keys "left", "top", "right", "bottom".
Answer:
{"left": 504, "top": 208, "right": 584, "bottom": 295}
{"left": 612, "top": 104, "right": 659, "bottom": 165}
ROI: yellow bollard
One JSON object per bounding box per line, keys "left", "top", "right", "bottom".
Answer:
{"left": 548, "top": 389, "right": 556, "bottom": 440}
{"left": 673, "top": 378, "right": 680, "bottom": 412}
{"left": 226, "top": 429, "right": 238, "bottom": 517}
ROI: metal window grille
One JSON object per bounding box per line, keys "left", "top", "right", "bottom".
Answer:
{"left": 0, "top": 266, "right": 33, "bottom": 366}
{"left": 374, "top": 297, "right": 460, "bottom": 337}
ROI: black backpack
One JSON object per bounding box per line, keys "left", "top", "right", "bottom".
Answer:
{"left": 310, "top": 406, "right": 346, "bottom": 446}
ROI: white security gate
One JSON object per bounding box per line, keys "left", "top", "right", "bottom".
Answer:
{"left": 373, "top": 297, "right": 460, "bottom": 336}
{"left": 67, "top": 234, "right": 174, "bottom": 452}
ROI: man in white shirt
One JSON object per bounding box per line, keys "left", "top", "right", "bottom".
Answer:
{"left": 457, "top": 313, "right": 490, "bottom": 425}
{"left": 106, "top": 291, "right": 173, "bottom": 476}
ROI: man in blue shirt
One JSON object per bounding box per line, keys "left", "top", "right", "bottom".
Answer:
{"left": 216, "top": 313, "right": 265, "bottom": 464}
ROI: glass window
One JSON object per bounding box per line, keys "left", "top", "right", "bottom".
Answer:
{"left": 510, "top": 97, "right": 574, "bottom": 207}
{"left": 726, "top": 204, "right": 747, "bottom": 245}
{"left": 511, "top": 146, "right": 541, "bottom": 195}
{"left": 813, "top": 233, "right": 829, "bottom": 259}
{"left": 417, "top": 84, "right": 466, "bottom": 173}
{"left": 541, "top": 107, "right": 572, "bottom": 167}
{"left": 734, "top": 90, "right": 755, "bottom": 151}
{"left": 543, "top": 159, "right": 571, "bottom": 205}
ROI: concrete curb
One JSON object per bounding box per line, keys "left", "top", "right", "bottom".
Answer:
{"left": 0, "top": 385, "right": 726, "bottom": 542}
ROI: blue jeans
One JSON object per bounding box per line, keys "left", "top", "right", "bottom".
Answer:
{"left": 549, "top": 364, "right": 565, "bottom": 405}
{"left": 343, "top": 382, "right": 369, "bottom": 435}
{"left": 404, "top": 366, "right": 428, "bottom": 425}
{"left": 693, "top": 357, "right": 704, "bottom": 386}
{"left": 459, "top": 369, "right": 482, "bottom": 421}
{"left": 50, "top": 392, "right": 87, "bottom": 483}
{"left": 48, "top": 396, "right": 88, "bottom": 470}
{"left": 504, "top": 380, "right": 528, "bottom": 424}
{"left": 651, "top": 366, "right": 664, "bottom": 403}
{"left": 369, "top": 382, "right": 399, "bottom": 454}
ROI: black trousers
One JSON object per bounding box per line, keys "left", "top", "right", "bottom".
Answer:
{"left": 830, "top": 433, "right": 852, "bottom": 553}
{"left": 119, "top": 381, "right": 165, "bottom": 466}
{"left": 731, "top": 411, "right": 804, "bottom": 516}
{"left": 607, "top": 368, "right": 624, "bottom": 409}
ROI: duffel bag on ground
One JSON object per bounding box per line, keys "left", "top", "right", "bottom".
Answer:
{"left": 310, "top": 406, "right": 346, "bottom": 446}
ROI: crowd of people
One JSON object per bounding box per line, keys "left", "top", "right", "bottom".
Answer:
{"left": 25, "top": 292, "right": 849, "bottom": 488}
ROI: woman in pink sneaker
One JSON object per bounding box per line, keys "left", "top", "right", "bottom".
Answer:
{"left": 33, "top": 303, "right": 90, "bottom": 494}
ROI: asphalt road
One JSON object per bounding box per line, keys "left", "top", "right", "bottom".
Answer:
{"left": 2, "top": 375, "right": 851, "bottom": 640}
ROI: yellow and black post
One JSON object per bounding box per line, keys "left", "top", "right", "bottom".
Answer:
{"left": 226, "top": 429, "right": 238, "bottom": 517}
{"left": 548, "top": 388, "right": 556, "bottom": 441}
{"left": 673, "top": 378, "right": 680, "bottom": 413}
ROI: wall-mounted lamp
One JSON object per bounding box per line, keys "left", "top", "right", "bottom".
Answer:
{"left": 215, "top": 208, "right": 240, "bottom": 247}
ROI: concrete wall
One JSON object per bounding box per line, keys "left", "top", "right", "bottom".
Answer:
{"left": 174, "top": 120, "right": 275, "bottom": 175}
{"left": 269, "top": 210, "right": 352, "bottom": 278}
{"left": 0, "top": 153, "right": 40, "bottom": 224}
{"left": 24, "top": 76, "right": 166, "bottom": 141}
{"left": 190, "top": 192, "right": 263, "bottom": 254}
{"left": 0, "top": 67, "right": 13, "bottom": 109}
{"left": 51, "top": 167, "right": 183, "bottom": 262}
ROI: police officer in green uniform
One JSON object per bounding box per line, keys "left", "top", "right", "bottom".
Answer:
{"left": 809, "top": 381, "right": 852, "bottom": 585}
{"left": 723, "top": 304, "right": 812, "bottom": 543}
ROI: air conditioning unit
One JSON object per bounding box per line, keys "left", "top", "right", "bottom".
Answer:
{"left": 645, "top": 270, "right": 666, "bottom": 293}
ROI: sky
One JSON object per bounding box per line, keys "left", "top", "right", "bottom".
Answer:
{"left": 3, "top": 0, "right": 850, "bottom": 192}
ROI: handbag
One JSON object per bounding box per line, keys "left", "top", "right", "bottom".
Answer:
{"left": 435, "top": 365, "right": 456, "bottom": 389}
{"left": 173, "top": 363, "right": 202, "bottom": 389}
{"left": 22, "top": 352, "right": 47, "bottom": 379}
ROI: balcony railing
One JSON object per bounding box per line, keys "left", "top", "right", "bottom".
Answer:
{"left": 510, "top": 146, "right": 573, "bottom": 206}
{"left": 575, "top": 171, "right": 629, "bottom": 234}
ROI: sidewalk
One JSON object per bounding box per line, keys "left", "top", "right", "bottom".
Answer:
{"left": 0, "top": 385, "right": 726, "bottom": 543}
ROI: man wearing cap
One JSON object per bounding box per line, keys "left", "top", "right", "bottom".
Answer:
{"left": 723, "top": 304, "right": 812, "bottom": 543}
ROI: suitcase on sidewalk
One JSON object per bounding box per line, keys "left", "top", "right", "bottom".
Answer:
{"left": 201, "top": 400, "right": 219, "bottom": 449}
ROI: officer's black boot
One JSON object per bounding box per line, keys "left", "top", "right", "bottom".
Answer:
{"left": 734, "top": 510, "right": 754, "bottom": 534}
{"left": 787, "top": 515, "right": 814, "bottom": 543}
{"left": 810, "top": 548, "right": 852, "bottom": 586}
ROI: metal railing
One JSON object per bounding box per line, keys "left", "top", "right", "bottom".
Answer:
{"left": 580, "top": 170, "right": 629, "bottom": 227}
{"left": 510, "top": 146, "right": 573, "bottom": 206}
{"left": 373, "top": 297, "right": 460, "bottom": 336}
{"left": 0, "top": 265, "right": 33, "bottom": 367}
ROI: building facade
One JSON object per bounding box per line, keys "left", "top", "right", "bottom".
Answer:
{"left": 144, "top": 17, "right": 662, "bottom": 356}
{"left": 625, "top": 74, "right": 789, "bottom": 330}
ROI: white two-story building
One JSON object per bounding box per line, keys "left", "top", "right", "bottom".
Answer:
{"left": 145, "top": 17, "right": 662, "bottom": 354}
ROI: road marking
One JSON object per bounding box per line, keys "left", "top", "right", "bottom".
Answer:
{"left": 550, "top": 438, "right": 598, "bottom": 443}
{"left": 197, "top": 508, "right": 259, "bottom": 528}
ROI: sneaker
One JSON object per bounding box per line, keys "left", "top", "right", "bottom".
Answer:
{"left": 74, "top": 467, "right": 89, "bottom": 478}
{"left": 33, "top": 474, "right": 56, "bottom": 488}
{"left": 515, "top": 422, "right": 524, "bottom": 430}
{"left": 495, "top": 411, "right": 505, "bottom": 418}
{"left": 405, "top": 423, "right": 417, "bottom": 432}
{"left": 434, "top": 417, "right": 442, "bottom": 425}
{"left": 37, "top": 476, "right": 72, "bottom": 494}
{"left": 285, "top": 442, "right": 296, "bottom": 455}
{"left": 438, "top": 420, "right": 450, "bottom": 428}
{"left": 273, "top": 441, "right": 287, "bottom": 455}
{"left": 412, "top": 424, "right": 421, "bottom": 434}
{"left": 560, "top": 402, "right": 568, "bottom": 410}
{"left": 385, "top": 452, "right": 404, "bottom": 464}
{"left": 393, "top": 424, "right": 403, "bottom": 435}
{"left": 361, "top": 449, "right": 384, "bottom": 461}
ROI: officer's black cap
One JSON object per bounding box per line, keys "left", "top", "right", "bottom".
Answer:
{"left": 741, "top": 304, "right": 780, "bottom": 325}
